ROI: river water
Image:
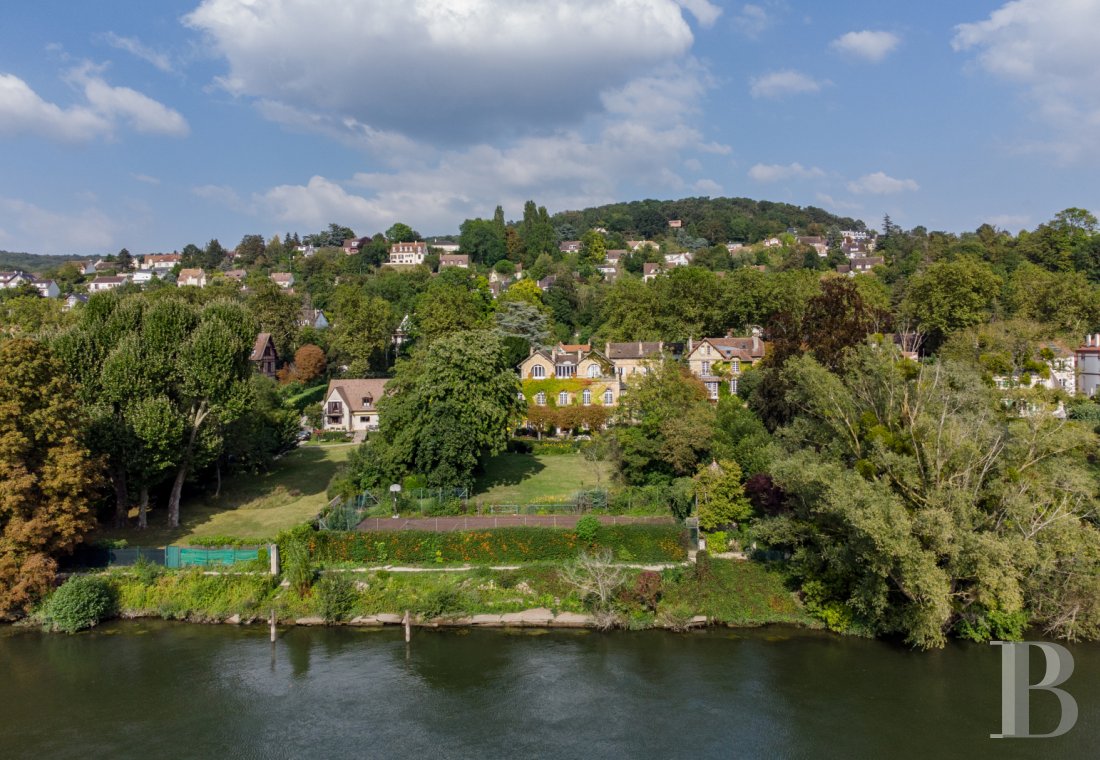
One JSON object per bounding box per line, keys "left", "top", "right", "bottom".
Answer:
{"left": 1, "top": 622, "right": 1097, "bottom": 759}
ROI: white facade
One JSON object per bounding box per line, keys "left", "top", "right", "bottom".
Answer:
{"left": 388, "top": 242, "right": 427, "bottom": 266}
{"left": 1076, "top": 335, "right": 1100, "bottom": 397}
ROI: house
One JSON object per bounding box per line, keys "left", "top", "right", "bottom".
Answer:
{"left": 1077, "top": 335, "right": 1100, "bottom": 397}
{"left": 517, "top": 345, "right": 621, "bottom": 415}
{"left": 295, "top": 243, "right": 316, "bottom": 257}
{"left": 177, "top": 268, "right": 207, "bottom": 287}
{"left": 392, "top": 314, "right": 411, "bottom": 348}
{"left": 93, "top": 259, "right": 118, "bottom": 273}
{"left": 71, "top": 260, "right": 98, "bottom": 275}
{"left": 131, "top": 271, "right": 157, "bottom": 285}
{"left": 342, "top": 237, "right": 371, "bottom": 255}
{"left": 627, "top": 240, "right": 654, "bottom": 251}
{"left": 762, "top": 237, "right": 782, "bottom": 248}
{"left": 439, "top": 254, "right": 470, "bottom": 269}
{"left": 848, "top": 256, "right": 884, "bottom": 274}
{"left": 664, "top": 252, "right": 692, "bottom": 268}
{"left": 0, "top": 271, "right": 36, "bottom": 289}
{"left": 323, "top": 378, "right": 389, "bottom": 432}
{"left": 642, "top": 262, "right": 662, "bottom": 282}
{"left": 429, "top": 241, "right": 461, "bottom": 253}
{"left": 249, "top": 333, "right": 278, "bottom": 378}
{"left": 605, "top": 341, "right": 673, "bottom": 383}
{"left": 668, "top": 220, "right": 682, "bottom": 229}
{"left": 685, "top": 336, "right": 767, "bottom": 399}
{"left": 388, "top": 242, "right": 427, "bottom": 266}
{"left": 88, "top": 275, "right": 127, "bottom": 292}
{"left": 299, "top": 308, "right": 330, "bottom": 330}
{"left": 536, "top": 275, "right": 557, "bottom": 291}
{"left": 224, "top": 269, "right": 248, "bottom": 283}
{"left": 797, "top": 236, "right": 829, "bottom": 257}
{"left": 63, "top": 293, "right": 88, "bottom": 310}
{"left": 725, "top": 242, "right": 745, "bottom": 253}
{"left": 596, "top": 263, "right": 620, "bottom": 280}
{"left": 559, "top": 240, "right": 582, "bottom": 254}
{"left": 31, "top": 279, "right": 59, "bottom": 298}
{"left": 605, "top": 249, "right": 626, "bottom": 265}
{"left": 270, "top": 272, "right": 295, "bottom": 289}
{"left": 142, "top": 253, "right": 181, "bottom": 272}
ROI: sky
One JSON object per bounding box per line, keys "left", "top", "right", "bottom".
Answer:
{"left": 2, "top": 0, "right": 1099, "bottom": 255}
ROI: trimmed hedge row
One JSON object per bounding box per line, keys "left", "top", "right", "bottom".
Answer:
{"left": 306, "top": 525, "right": 686, "bottom": 565}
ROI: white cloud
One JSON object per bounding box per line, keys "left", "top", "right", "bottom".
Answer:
{"left": 131, "top": 173, "right": 161, "bottom": 185}
{"left": 815, "top": 193, "right": 862, "bottom": 212}
{"left": 192, "top": 184, "right": 249, "bottom": 213}
{"left": 0, "top": 197, "right": 120, "bottom": 253}
{"left": 675, "top": 0, "right": 722, "bottom": 28}
{"left": 693, "top": 178, "right": 723, "bottom": 195}
{"left": 953, "top": 0, "right": 1100, "bottom": 159}
{"left": 984, "top": 213, "right": 1030, "bottom": 230}
{"left": 185, "top": 0, "right": 698, "bottom": 142}
{"left": 749, "top": 69, "right": 822, "bottom": 98}
{"left": 0, "top": 67, "right": 187, "bottom": 141}
{"left": 102, "top": 32, "right": 174, "bottom": 73}
{"left": 748, "top": 162, "right": 824, "bottom": 182}
{"left": 846, "top": 172, "right": 919, "bottom": 195}
{"left": 733, "top": 4, "right": 772, "bottom": 38}
{"left": 830, "top": 30, "right": 900, "bottom": 63}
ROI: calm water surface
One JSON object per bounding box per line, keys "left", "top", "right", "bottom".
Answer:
{"left": 1, "top": 622, "right": 1097, "bottom": 759}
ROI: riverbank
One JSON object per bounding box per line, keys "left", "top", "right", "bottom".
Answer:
{"left": 43, "top": 556, "right": 819, "bottom": 633}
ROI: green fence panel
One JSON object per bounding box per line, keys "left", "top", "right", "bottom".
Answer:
{"left": 164, "top": 546, "right": 259, "bottom": 568}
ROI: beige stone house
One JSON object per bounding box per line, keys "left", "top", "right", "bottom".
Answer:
{"left": 323, "top": 378, "right": 390, "bottom": 432}
{"left": 685, "top": 336, "right": 766, "bottom": 399}
{"left": 605, "top": 341, "right": 675, "bottom": 383}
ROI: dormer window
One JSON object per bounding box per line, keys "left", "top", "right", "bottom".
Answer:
{"left": 588, "top": 364, "right": 600, "bottom": 378}
{"left": 532, "top": 364, "right": 546, "bottom": 379}
{"left": 362, "top": 394, "right": 373, "bottom": 407}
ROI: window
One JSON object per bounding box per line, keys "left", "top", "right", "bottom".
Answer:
{"left": 536, "top": 392, "right": 546, "bottom": 406}
{"left": 730, "top": 378, "right": 738, "bottom": 395}
{"left": 706, "top": 382, "right": 719, "bottom": 400}
{"left": 704, "top": 344, "right": 711, "bottom": 356}
{"left": 359, "top": 416, "right": 369, "bottom": 423}
{"left": 532, "top": 364, "right": 545, "bottom": 379}
{"left": 603, "top": 390, "right": 614, "bottom": 405}
{"left": 517, "top": 392, "right": 526, "bottom": 401}
{"left": 588, "top": 364, "right": 600, "bottom": 378}
{"left": 557, "top": 364, "right": 575, "bottom": 378}
{"left": 701, "top": 361, "right": 710, "bottom": 375}
{"left": 558, "top": 390, "right": 569, "bottom": 405}
{"left": 582, "top": 389, "right": 591, "bottom": 406}
{"left": 327, "top": 401, "right": 342, "bottom": 414}
{"left": 731, "top": 359, "right": 741, "bottom": 374}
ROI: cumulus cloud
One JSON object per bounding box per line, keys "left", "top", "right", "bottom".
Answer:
{"left": 0, "top": 197, "right": 120, "bottom": 253}
{"left": 815, "top": 193, "right": 862, "bottom": 212}
{"left": 131, "top": 173, "right": 161, "bottom": 185}
{"left": 0, "top": 67, "right": 187, "bottom": 141}
{"left": 748, "top": 162, "right": 824, "bottom": 182}
{"left": 749, "top": 69, "right": 822, "bottom": 98}
{"left": 733, "top": 4, "right": 772, "bottom": 38}
{"left": 675, "top": 0, "right": 722, "bottom": 28}
{"left": 693, "top": 178, "right": 723, "bottom": 195}
{"left": 846, "top": 172, "right": 919, "bottom": 195}
{"left": 102, "top": 32, "right": 174, "bottom": 73}
{"left": 185, "top": 0, "right": 697, "bottom": 143}
{"left": 954, "top": 0, "right": 1100, "bottom": 159}
{"left": 830, "top": 30, "right": 900, "bottom": 62}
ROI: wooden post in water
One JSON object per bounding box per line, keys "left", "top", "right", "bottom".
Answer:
{"left": 269, "top": 543, "right": 280, "bottom": 576}
{"left": 403, "top": 610, "right": 411, "bottom": 643}
{"left": 270, "top": 608, "right": 276, "bottom": 643}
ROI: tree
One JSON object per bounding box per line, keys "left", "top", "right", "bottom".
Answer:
{"left": 413, "top": 276, "right": 491, "bottom": 344}
{"left": 293, "top": 344, "right": 327, "bottom": 384}
{"left": 386, "top": 222, "right": 419, "bottom": 243}
{"left": 693, "top": 460, "right": 753, "bottom": 531}
{"left": 116, "top": 248, "right": 132, "bottom": 271}
{"left": 329, "top": 287, "right": 396, "bottom": 375}
{"left": 353, "top": 330, "right": 525, "bottom": 489}
{"left": 901, "top": 258, "right": 1001, "bottom": 348}
{"left": 459, "top": 218, "right": 506, "bottom": 265}
{"left": 580, "top": 229, "right": 606, "bottom": 265}
{"left": 0, "top": 339, "right": 99, "bottom": 617}
{"left": 236, "top": 234, "right": 267, "bottom": 266}
{"left": 246, "top": 278, "right": 301, "bottom": 359}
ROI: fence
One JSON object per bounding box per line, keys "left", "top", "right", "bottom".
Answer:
{"left": 355, "top": 514, "right": 674, "bottom": 532}
{"left": 62, "top": 544, "right": 261, "bottom": 569}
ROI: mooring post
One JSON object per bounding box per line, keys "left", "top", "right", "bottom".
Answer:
{"left": 269, "top": 543, "right": 280, "bottom": 576}
{"left": 403, "top": 610, "right": 411, "bottom": 643}
{"left": 270, "top": 608, "right": 276, "bottom": 643}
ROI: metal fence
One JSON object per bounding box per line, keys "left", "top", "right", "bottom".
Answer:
{"left": 356, "top": 514, "right": 674, "bottom": 532}
{"left": 63, "top": 544, "right": 260, "bottom": 569}
{"left": 165, "top": 546, "right": 262, "bottom": 568}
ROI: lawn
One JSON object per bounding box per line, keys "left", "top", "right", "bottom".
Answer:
{"left": 473, "top": 452, "right": 612, "bottom": 505}
{"left": 91, "top": 444, "right": 354, "bottom": 547}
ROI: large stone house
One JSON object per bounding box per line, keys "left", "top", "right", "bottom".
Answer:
{"left": 177, "top": 268, "right": 207, "bottom": 288}
{"left": 1077, "top": 335, "right": 1100, "bottom": 397}
{"left": 605, "top": 341, "right": 677, "bottom": 383}
{"left": 388, "top": 242, "right": 427, "bottom": 266}
{"left": 685, "top": 335, "right": 767, "bottom": 399}
{"left": 323, "top": 378, "right": 389, "bottom": 432}
{"left": 517, "top": 344, "right": 621, "bottom": 434}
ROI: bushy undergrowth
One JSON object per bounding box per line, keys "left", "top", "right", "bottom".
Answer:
{"left": 39, "top": 576, "right": 117, "bottom": 633}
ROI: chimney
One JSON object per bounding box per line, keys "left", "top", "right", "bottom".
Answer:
{"left": 688, "top": 337, "right": 693, "bottom": 353}
{"left": 638, "top": 341, "right": 643, "bottom": 355}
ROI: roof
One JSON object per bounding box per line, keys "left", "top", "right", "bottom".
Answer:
{"left": 559, "top": 343, "right": 591, "bottom": 353}
{"left": 250, "top": 332, "right": 275, "bottom": 361}
{"left": 606, "top": 341, "right": 665, "bottom": 360}
{"left": 178, "top": 268, "right": 205, "bottom": 279}
{"left": 439, "top": 254, "right": 469, "bottom": 265}
{"left": 270, "top": 272, "right": 293, "bottom": 282}
{"left": 326, "top": 378, "right": 389, "bottom": 412}
{"left": 224, "top": 269, "right": 247, "bottom": 280}
{"left": 92, "top": 275, "right": 126, "bottom": 284}
{"left": 695, "top": 336, "right": 766, "bottom": 361}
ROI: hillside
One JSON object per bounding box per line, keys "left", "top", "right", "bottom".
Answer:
{"left": 0, "top": 250, "right": 86, "bottom": 274}
{"left": 550, "top": 196, "right": 865, "bottom": 244}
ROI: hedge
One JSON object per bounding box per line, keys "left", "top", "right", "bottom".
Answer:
{"left": 304, "top": 525, "right": 686, "bottom": 565}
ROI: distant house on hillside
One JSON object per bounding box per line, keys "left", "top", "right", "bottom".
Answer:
{"left": 388, "top": 242, "right": 427, "bottom": 266}
{"left": 63, "top": 293, "right": 88, "bottom": 310}
{"left": 605, "top": 341, "right": 676, "bottom": 383}
{"left": 439, "top": 254, "right": 470, "bottom": 269}
{"left": 270, "top": 272, "right": 295, "bottom": 289}
{"left": 299, "top": 308, "right": 329, "bottom": 330}
{"left": 323, "top": 378, "right": 389, "bottom": 432}
{"left": 663, "top": 252, "right": 692, "bottom": 268}
{"left": 559, "top": 240, "right": 581, "bottom": 254}
{"left": 1077, "top": 334, "right": 1100, "bottom": 397}
{"left": 224, "top": 269, "right": 247, "bottom": 284}
{"left": 797, "top": 236, "right": 829, "bottom": 256}
{"left": 342, "top": 237, "right": 371, "bottom": 255}
{"left": 250, "top": 333, "right": 278, "bottom": 378}
{"left": 686, "top": 335, "right": 767, "bottom": 399}
{"left": 668, "top": 220, "right": 682, "bottom": 229}
{"left": 177, "top": 268, "right": 207, "bottom": 288}
{"left": 642, "top": 262, "right": 662, "bottom": 282}
{"left": 89, "top": 275, "right": 127, "bottom": 292}
{"left": 142, "top": 253, "right": 181, "bottom": 272}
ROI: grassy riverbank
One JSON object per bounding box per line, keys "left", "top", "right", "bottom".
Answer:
{"left": 78, "top": 557, "right": 816, "bottom": 631}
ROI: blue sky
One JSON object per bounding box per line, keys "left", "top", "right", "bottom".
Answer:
{"left": 2, "top": 0, "right": 1097, "bottom": 254}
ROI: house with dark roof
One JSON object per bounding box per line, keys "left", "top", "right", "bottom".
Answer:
{"left": 299, "top": 308, "right": 329, "bottom": 330}
{"left": 323, "top": 378, "right": 389, "bottom": 432}
{"left": 605, "top": 341, "right": 678, "bottom": 383}
{"left": 89, "top": 275, "right": 127, "bottom": 292}
{"left": 685, "top": 336, "right": 767, "bottom": 399}
{"left": 250, "top": 333, "right": 278, "bottom": 378}
{"left": 439, "top": 254, "right": 470, "bottom": 269}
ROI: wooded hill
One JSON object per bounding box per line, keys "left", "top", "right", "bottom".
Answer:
{"left": 0, "top": 250, "right": 85, "bottom": 273}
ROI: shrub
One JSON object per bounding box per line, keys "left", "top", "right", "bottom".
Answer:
{"left": 632, "top": 571, "right": 663, "bottom": 612}
{"left": 40, "top": 576, "right": 117, "bottom": 633}
{"left": 706, "top": 531, "right": 728, "bottom": 553}
{"left": 131, "top": 556, "right": 165, "bottom": 586}
{"left": 416, "top": 587, "right": 463, "bottom": 618}
{"left": 575, "top": 515, "right": 601, "bottom": 543}
{"left": 315, "top": 573, "right": 357, "bottom": 623}
{"left": 283, "top": 536, "right": 314, "bottom": 596}
{"left": 559, "top": 549, "right": 626, "bottom": 612}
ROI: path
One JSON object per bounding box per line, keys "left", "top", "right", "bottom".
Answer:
{"left": 356, "top": 514, "right": 674, "bottom": 532}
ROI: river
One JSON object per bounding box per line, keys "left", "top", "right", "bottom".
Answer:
{"left": 1, "top": 622, "right": 1097, "bottom": 759}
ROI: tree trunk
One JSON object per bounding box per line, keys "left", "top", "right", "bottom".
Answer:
{"left": 112, "top": 467, "right": 129, "bottom": 527}
{"left": 214, "top": 459, "right": 222, "bottom": 498}
{"left": 138, "top": 485, "right": 149, "bottom": 529}
{"left": 167, "top": 463, "right": 188, "bottom": 528}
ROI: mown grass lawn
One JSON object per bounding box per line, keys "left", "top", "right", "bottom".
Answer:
{"left": 92, "top": 444, "right": 354, "bottom": 547}
{"left": 473, "top": 452, "right": 612, "bottom": 505}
